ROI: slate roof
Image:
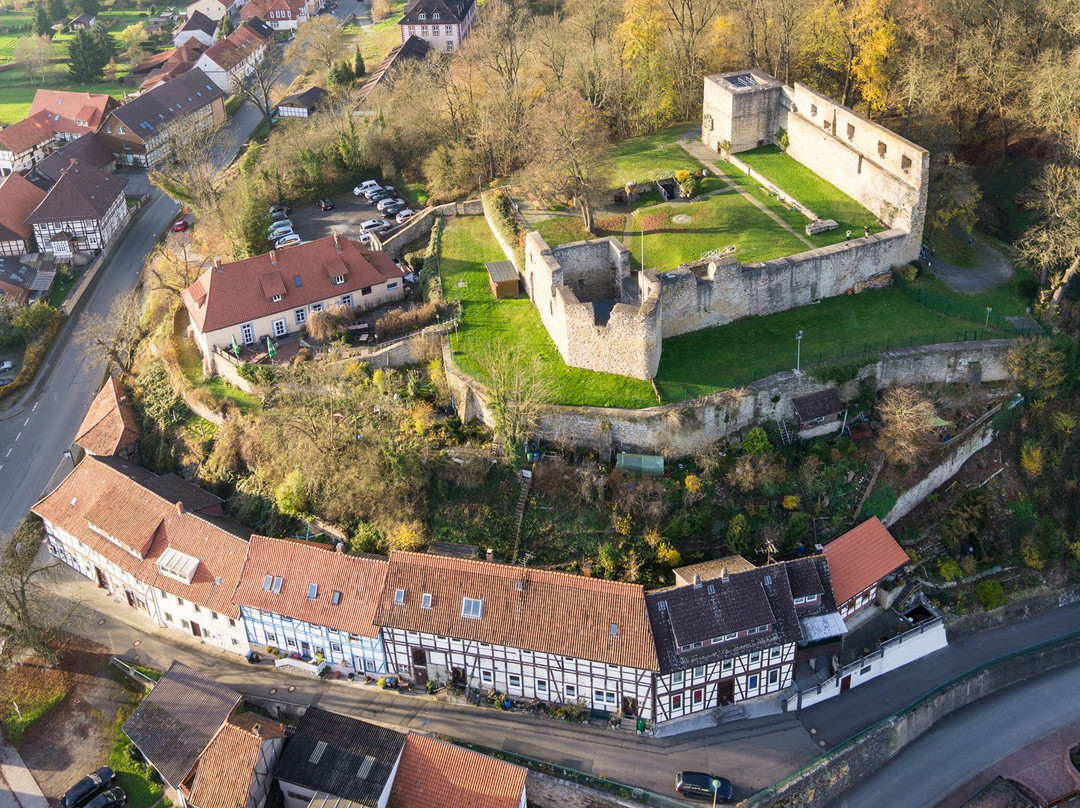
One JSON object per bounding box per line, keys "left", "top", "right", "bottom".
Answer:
{"left": 0, "top": 256, "right": 51, "bottom": 304}
{"left": 177, "top": 9, "right": 217, "bottom": 37}
{"left": 232, "top": 536, "right": 387, "bottom": 637}
{"left": 277, "top": 85, "right": 328, "bottom": 110}
{"left": 32, "top": 456, "right": 249, "bottom": 617}
{"left": 0, "top": 172, "right": 46, "bottom": 242}
{"left": 358, "top": 36, "right": 429, "bottom": 102}
{"left": 25, "top": 160, "right": 127, "bottom": 224}
{"left": 32, "top": 132, "right": 115, "bottom": 186}
{"left": 375, "top": 551, "right": 659, "bottom": 671}
{"left": 122, "top": 661, "right": 241, "bottom": 789}
{"left": 184, "top": 713, "right": 285, "bottom": 808}
{"left": 0, "top": 111, "right": 55, "bottom": 155}
{"left": 274, "top": 708, "right": 405, "bottom": 807}
{"left": 29, "top": 90, "right": 118, "bottom": 136}
{"left": 399, "top": 0, "right": 473, "bottom": 25}
{"left": 822, "top": 517, "right": 909, "bottom": 605}
{"left": 792, "top": 389, "right": 845, "bottom": 422}
{"left": 74, "top": 376, "right": 140, "bottom": 457}
{"left": 182, "top": 234, "right": 405, "bottom": 334}
{"left": 387, "top": 733, "right": 527, "bottom": 808}
{"left": 108, "top": 68, "right": 224, "bottom": 138}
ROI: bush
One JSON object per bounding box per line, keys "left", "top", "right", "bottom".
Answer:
{"left": 974, "top": 579, "right": 1007, "bottom": 611}
{"left": 862, "top": 484, "right": 898, "bottom": 520}
{"left": 785, "top": 511, "right": 810, "bottom": 547}
{"left": 782, "top": 495, "right": 800, "bottom": 510}
{"left": 775, "top": 127, "right": 789, "bottom": 150}
{"left": 375, "top": 302, "right": 437, "bottom": 341}
{"left": 893, "top": 263, "right": 919, "bottom": 283}
{"left": 1020, "top": 442, "right": 1043, "bottom": 477}
{"left": 811, "top": 360, "right": 868, "bottom": 385}
{"left": 1017, "top": 276, "right": 1039, "bottom": 300}
{"left": 742, "top": 426, "right": 771, "bottom": 454}
{"left": 0, "top": 313, "right": 62, "bottom": 404}
{"left": 938, "top": 558, "right": 962, "bottom": 582}
{"left": 1070, "top": 541, "right": 1080, "bottom": 564}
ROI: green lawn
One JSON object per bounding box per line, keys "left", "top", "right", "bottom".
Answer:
{"left": 533, "top": 215, "right": 593, "bottom": 247}
{"left": 627, "top": 191, "right": 808, "bottom": 271}
{"left": 597, "top": 122, "right": 701, "bottom": 187}
{"left": 441, "top": 216, "right": 657, "bottom": 409}
{"left": 654, "top": 287, "right": 1009, "bottom": 401}
{"left": 907, "top": 263, "right": 1033, "bottom": 319}
{"left": 735, "top": 145, "right": 881, "bottom": 238}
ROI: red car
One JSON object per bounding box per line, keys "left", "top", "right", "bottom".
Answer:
{"left": 172, "top": 220, "right": 189, "bottom": 232}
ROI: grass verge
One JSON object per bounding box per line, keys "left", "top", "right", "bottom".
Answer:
{"left": 110, "top": 705, "right": 165, "bottom": 808}
{"left": 0, "top": 664, "right": 68, "bottom": 744}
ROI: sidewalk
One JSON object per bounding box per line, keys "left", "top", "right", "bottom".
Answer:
{"left": 0, "top": 743, "right": 49, "bottom": 808}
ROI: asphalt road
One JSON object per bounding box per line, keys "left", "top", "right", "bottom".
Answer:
{"left": 829, "top": 658, "right": 1080, "bottom": 808}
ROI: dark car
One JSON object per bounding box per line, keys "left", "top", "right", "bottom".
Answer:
{"left": 675, "top": 772, "right": 732, "bottom": 802}
{"left": 368, "top": 188, "right": 396, "bottom": 203}
{"left": 318, "top": 197, "right": 333, "bottom": 210}
{"left": 84, "top": 787, "right": 126, "bottom": 808}
{"left": 61, "top": 767, "right": 116, "bottom": 808}
{"left": 382, "top": 202, "right": 406, "bottom": 217}
{"left": 0, "top": 378, "right": 12, "bottom": 387}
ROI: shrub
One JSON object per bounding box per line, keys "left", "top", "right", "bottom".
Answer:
{"left": 680, "top": 175, "right": 701, "bottom": 198}
{"left": 1020, "top": 442, "right": 1044, "bottom": 478}
{"left": 892, "top": 263, "right": 919, "bottom": 283}
{"left": 1021, "top": 543, "right": 1045, "bottom": 570}
{"left": 775, "top": 128, "right": 789, "bottom": 150}
{"left": 974, "top": 579, "right": 1007, "bottom": 611}
{"left": 782, "top": 495, "right": 800, "bottom": 511}
{"left": 1070, "top": 541, "right": 1080, "bottom": 564}
{"left": 1017, "top": 276, "right": 1039, "bottom": 300}
{"left": 811, "top": 360, "right": 868, "bottom": 385}
{"left": 742, "top": 426, "right": 772, "bottom": 454}
{"left": 785, "top": 511, "right": 810, "bottom": 547}
{"left": 674, "top": 169, "right": 693, "bottom": 185}
{"left": 938, "top": 558, "right": 962, "bottom": 582}
{"left": 862, "top": 484, "right": 898, "bottom": 520}
{"left": 726, "top": 513, "right": 753, "bottom": 557}
{"left": 1053, "top": 411, "right": 1077, "bottom": 435}
{"left": 0, "top": 314, "right": 62, "bottom": 403}
{"left": 655, "top": 541, "right": 681, "bottom": 567}
{"left": 375, "top": 302, "right": 437, "bottom": 341}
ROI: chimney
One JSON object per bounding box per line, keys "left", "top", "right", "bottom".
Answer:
{"left": 692, "top": 573, "right": 702, "bottom": 589}
{"left": 252, "top": 722, "right": 261, "bottom": 737}
{"left": 213, "top": 257, "right": 223, "bottom": 272}
{"left": 176, "top": 501, "right": 184, "bottom": 515}
{"left": 582, "top": 563, "right": 592, "bottom": 578}
{"left": 333, "top": 232, "right": 342, "bottom": 253}
{"left": 720, "top": 566, "right": 729, "bottom": 583}
{"left": 120, "top": 396, "right": 128, "bottom": 405}
{"left": 335, "top": 541, "right": 345, "bottom": 554}
{"left": 485, "top": 548, "right": 494, "bottom": 563}
{"left": 269, "top": 250, "right": 277, "bottom": 266}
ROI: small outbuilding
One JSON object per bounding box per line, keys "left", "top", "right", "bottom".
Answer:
{"left": 276, "top": 86, "right": 328, "bottom": 119}
{"left": 792, "top": 388, "right": 846, "bottom": 437}
{"left": 486, "top": 260, "right": 519, "bottom": 299}
{"left": 616, "top": 452, "right": 664, "bottom": 477}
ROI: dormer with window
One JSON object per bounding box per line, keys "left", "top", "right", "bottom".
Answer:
{"left": 462, "top": 596, "right": 483, "bottom": 619}
{"left": 157, "top": 547, "right": 200, "bottom": 585}
{"left": 418, "top": 12, "right": 425, "bottom": 18}
{"left": 432, "top": 11, "right": 439, "bottom": 18}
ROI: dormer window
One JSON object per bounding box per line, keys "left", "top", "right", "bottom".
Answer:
{"left": 421, "top": 593, "right": 432, "bottom": 609}
{"left": 462, "top": 597, "right": 483, "bottom": 619}
{"left": 418, "top": 12, "right": 425, "bottom": 18}
{"left": 394, "top": 588, "right": 405, "bottom": 605}
{"left": 271, "top": 294, "right": 282, "bottom": 302}
{"left": 157, "top": 548, "right": 200, "bottom": 585}
{"left": 432, "top": 11, "right": 439, "bottom": 17}
{"left": 334, "top": 274, "right": 345, "bottom": 285}
{"left": 307, "top": 583, "right": 318, "bottom": 599}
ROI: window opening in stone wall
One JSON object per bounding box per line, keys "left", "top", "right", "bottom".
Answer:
{"left": 901, "top": 154, "right": 912, "bottom": 173}
{"left": 847, "top": 123, "right": 855, "bottom": 140}
{"left": 877, "top": 141, "right": 887, "bottom": 158}
{"left": 810, "top": 104, "right": 817, "bottom": 117}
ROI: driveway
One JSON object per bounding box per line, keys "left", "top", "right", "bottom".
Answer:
{"left": 924, "top": 228, "right": 1014, "bottom": 294}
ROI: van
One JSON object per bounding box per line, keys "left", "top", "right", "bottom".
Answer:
{"left": 274, "top": 234, "right": 302, "bottom": 248}
{"left": 675, "top": 772, "right": 732, "bottom": 802}
{"left": 61, "top": 768, "right": 116, "bottom": 808}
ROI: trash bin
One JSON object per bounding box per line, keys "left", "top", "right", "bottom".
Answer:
{"left": 637, "top": 717, "right": 646, "bottom": 733}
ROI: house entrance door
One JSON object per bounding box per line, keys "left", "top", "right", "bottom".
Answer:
{"left": 621, "top": 697, "right": 637, "bottom": 717}
{"left": 191, "top": 622, "right": 202, "bottom": 638}
{"left": 840, "top": 675, "right": 851, "bottom": 693}
{"left": 717, "top": 680, "right": 735, "bottom": 706}
{"left": 411, "top": 649, "right": 428, "bottom": 685}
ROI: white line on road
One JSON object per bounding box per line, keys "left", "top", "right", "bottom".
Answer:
{"left": 31, "top": 402, "right": 38, "bottom": 412}
{"left": 23, "top": 418, "right": 29, "bottom": 427}
{"left": 14, "top": 432, "right": 20, "bottom": 442}
{"left": 4, "top": 449, "right": 10, "bottom": 457}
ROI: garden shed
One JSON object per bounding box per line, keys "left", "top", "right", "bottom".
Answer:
{"left": 792, "top": 389, "right": 846, "bottom": 437}
{"left": 616, "top": 452, "right": 664, "bottom": 477}
{"left": 485, "top": 260, "right": 519, "bottom": 299}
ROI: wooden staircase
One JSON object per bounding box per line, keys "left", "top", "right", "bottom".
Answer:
{"left": 510, "top": 471, "right": 533, "bottom": 560}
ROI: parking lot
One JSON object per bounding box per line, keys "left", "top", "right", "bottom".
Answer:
{"left": 276, "top": 186, "right": 412, "bottom": 248}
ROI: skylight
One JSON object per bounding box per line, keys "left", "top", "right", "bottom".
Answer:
{"left": 272, "top": 576, "right": 283, "bottom": 593}
{"left": 462, "top": 597, "right": 482, "bottom": 619}
{"left": 356, "top": 755, "right": 376, "bottom": 779}
{"left": 332, "top": 590, "right": 342, "bottom": 605}
{"left": 309, "top": 740, "right": 327, "bottom": 765}
{"left": 394, "top": 588, "right": 404, "bottom": 605}
{"left": 262, "top": 574, "right": 272, "bottom": 591}
{"left": 157, "top": 548, "right": 200, "bottom": 584}
{"left": 610, "top": 623, "right": 619, "bottom": 637}
{"left": 421, "top": 593, "right": 432, "bottom": 609}
{"left": 307, "top": 583, "right": 318, "bottom": 599}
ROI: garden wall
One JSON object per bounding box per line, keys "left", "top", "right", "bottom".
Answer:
{"left": 378, "top": 202, "right": 456, "bottom": 260}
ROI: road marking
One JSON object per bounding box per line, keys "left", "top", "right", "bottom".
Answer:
{"left": 23, "top": 418, "right": 29, "bottom": 427}
{"left": 14, "top": 432, "right": 20, "bottom": 442}
{"left": 31, "top": 402, "right": 38, "bottom": 412}
{"left": 4, "top": 449, "right": 10, "bottom": 458}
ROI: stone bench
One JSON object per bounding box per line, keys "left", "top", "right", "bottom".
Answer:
{"left": 806, "top": 218, "right": 839, "bottom": 235}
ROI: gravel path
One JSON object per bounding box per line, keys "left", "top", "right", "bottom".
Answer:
{"left": 925, "top": 230, "right": 1014, "bottom": 293}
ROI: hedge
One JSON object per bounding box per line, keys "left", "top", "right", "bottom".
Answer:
{"left": 481, "top": 190, "right": 525, "bottom": 270}
{"left": 0, "top": 314, "right": 64, "bottom": 404}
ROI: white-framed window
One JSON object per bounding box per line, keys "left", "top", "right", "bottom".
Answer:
{"left": 565, "top": 684, "right": 576, "bottom": 699}
{"left": 462, "top": 597, "right": 483, "bottom": 619}
{"left": 445, "top": 24, "right": 451, "bottom": 34}
{"left": 481, "top": 669, "right": 492, "bottom": 684}
{"left": 229, "top": 618, "right": 236, "bottom": 627}
{"left": 311, "top": 302, "right": 323, "bottom": 312}
{"left": 295, "top": 308, "right": 307, "bottom": 325}
{"left": 334, "top": 274, "right": 345, "bottom": 285}
{"left": 341, "top": 294, "right": 353, "bottom": 307}
{"left": 747, "top": 673, "right": 758, "bottom": 689}
{"left": 164, "top": 612, "right": 173, "bottom": 623}
{"left": 272, "top": 318, "right": 287, "bottom": 337}
{"left": 418, "top": 11, "right": 425, "bottom": 18}
{"left": 749, "top": 651, "right": 761, "bottom": 665}
{"left": 432, "top": 11, "right": 439, "bottom": 18}
{"left": 386, "top": 281, "right": 399, "bottom": 290}
{"left": 286, "top": 637, "right": 296, "bottom": 648}
{"left": 768, "top": 668, "right": 779, "bottom": 685}
{"left": 693, "top": 665, "right": 705, "bottom": 679}
{"left": 721, "top": 659, "right": 734, "bottom": 673}
{"left": 537, "top": 679, "right": 547, "bottom": 694}
{"left": 508, "top": 674, "right": 521, "bottom": 689}
{"left": 672, "top": 670, "right": 683, "bottom": 686}
{"left": 595, "top": 690, "right": 616, "bottom": 705}
{"left": 117, "top": 125, "right": 125, "bottom": 134}
{"left": 241, "top": 323, "right": 255, "bottom": 344}
{"left": 193, "top": 604, "right": 201, "bottom": 613}
{"left": 331, "top": 642, "right": 342, "bottom": 653}
{"left": 181, "top": 619, "right": 190, "bottom": 629}
{"left": 271, "top": 294, "right": 282, "bottom": 302}
{"left": 394, "top": 589, "right": 405, "bottom": 605}
{"left": 445, "top": 40, "right": 453, "bottom": 52}
{"left": 693, "top": 688, "right": 704, "bottom": 706}
{"left": 771, "top": 646, "right": 782, "bottom": 659}
{"left": 421, "top": 593, "right": 432, "bottom": 609}
{"left": 421, "top": 25, "right": 428, "bottom": 34}
{"left": 266, "top": 631, "right": 277, "bottom": 643}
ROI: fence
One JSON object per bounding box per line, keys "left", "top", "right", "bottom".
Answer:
{"left": 895, "top": 276, "right": 1038, "bottom": 334}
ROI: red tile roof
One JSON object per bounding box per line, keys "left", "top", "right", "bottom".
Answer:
{"left": 0, "top": 172, "right": 46, "bottom": 243}
{"left": 822, "top": 517, "right": 909, "bottom": 605}
{"left": 387, "top": 733, "right": 526, "bottom": 808}
{"left": 32, "top": 456, "right": 250, "bottom": 617}
{"left": 74, "top": 376, "right": 140, "bottom": 456}
{"left": 184, "top": 713, "right": 285, "bottom": 808}
{"left": 29, "top": 90, "right": 118, "bottom": 135}
{"left": 182, "top": 234, "right": 405, "bottom": 334}
{"left": 376, "top": 551, "right": 659, "bottom": 671}
{"left": 201, "top": 20, "right": 273, "bottom": 70}
{"left": 0, "top": 111, "right": 56, "bottom": 155}
{"left": 233, "top": 535, "right": 387, "bottom": 637}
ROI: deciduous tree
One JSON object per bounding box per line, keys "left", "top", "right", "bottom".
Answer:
{"left": 287, "top": 15, "right": 345, "bottom": 73}
{"left": 876, "top": 386, "right": 940, "bottom": 466}
{"left": 76, "top": 290, "right": 148, "bottom": 380}
{"left": 12, "top": 35, "right": 53, "bottom": 84}
{"left": 236, "top": 41, "right": 285, "bottom": 130}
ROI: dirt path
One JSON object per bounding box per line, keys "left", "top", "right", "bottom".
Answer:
{"left": 924, "top": 228, "right": 1014, "bottom": 293}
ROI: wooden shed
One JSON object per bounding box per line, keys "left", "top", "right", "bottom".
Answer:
{"left": 485, "top": 260, "right": 519, "bottom": 299}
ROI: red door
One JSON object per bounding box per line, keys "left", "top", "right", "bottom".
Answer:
{"left": 840, "top": 675, "right": 851, "bottom": 693}
{"left": 191, "top": 622, "right": 202, "bottom": 638}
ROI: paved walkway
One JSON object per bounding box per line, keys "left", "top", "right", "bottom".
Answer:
{"left": 0, "top": 743, "right": 48, "bottom": 808}
{"left": 924, "top": 227, "right": 1014, "bottom": 293}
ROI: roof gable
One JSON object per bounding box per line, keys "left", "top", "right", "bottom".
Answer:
{"left": 32, "top": 132, "right": 115, "bottom": 185}
{"left": 399, "top": 0, "right": 473, "bottom": 25}
{"left": 74, "top": 377, "right": 140, "bottom": 457}
{"left": 184, "top": 713, "right": 285, "bottom": 808}
{"left": 0, "top": 111, "right": 56, "bottom": 155}
{"left": 25, "top": 159, "right": 127, "bottom": 223}
{"left": 822, "top": 517, "right": 909, "bottom": 605}
{"left": 0, "top": 172, "right": 47, "bottom": 241}
{"left": 29, "top": 90, "right": 117, "bottom": 134}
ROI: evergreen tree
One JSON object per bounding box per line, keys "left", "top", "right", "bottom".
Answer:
{"left": 326, "top": 61, "right": 344, "bottom": 86}
{"left": 68, "top": 28, "right": 104, "bottom": 82}
{"left": 90, "top": 19, "right": 115, "bottom": 63}
{"left": 34, "top": 4, "right": 53, "bottom": 38}
{"left": 338, "top": 58, "right": 353, "bottom": 83}
{"left": 45, "top": 0, "right": 64, "bottom": 24}
{"left": 353, "top": 45, "right": 364, "bottom": 77}
{"left": 217, "top": 15, "right": 233, "bottom": 39}
{"left": 76, "top": 0, "right": 99, "bottom": 16}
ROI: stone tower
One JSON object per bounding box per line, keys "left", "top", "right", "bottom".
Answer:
{"left": 701, "top": 68, "right": 785, "bottom": 154}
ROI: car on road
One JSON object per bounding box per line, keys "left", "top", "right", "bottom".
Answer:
{"left": 360, "top": 218, "right": 390, "bottom": 232}
{"left": 0, "top": 378, "right": 11, "bottom": 387}
{"left": 354, "top": 180, "right": 381, "bottom": 196}
{"left": 318, "top": 197, "right": 334, "bottom": 210}
{"left": 61, "top": 767, "right": 116, "bottom": 808}
{"left": 376, "top": 197, "right": 405, "bottom": 212}
{"left": 274, "top": 234, "right": 302, "bottom": 248}
{"left": 0, "top": 360, "right": 12, "bottom": 373}
{"left": 675, "top": 772, "right": 732, "bottom": 802}
{"left": 172, "top": 220, "right": 188, "bottom": 232}
{"left": 395, "top": 209, "right": 415, "bottom": 223}
{"left": 84, "top": 787, "right": 126, "bottom": 808}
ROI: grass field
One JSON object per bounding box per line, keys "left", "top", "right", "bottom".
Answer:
{"left": 654, "top": 287, "right": 1009, "bottom": 401}
{"left": 626, "top": 191, "right": 808, "bottom": 271}
{"left": 533, "top": 214, "right": 593, "bottom": 247}
{"left": 908, "top": 262, "right": 1033, "bottom": 318}
{"left": 440, "top": 216, "right": 657, "bottom": 409}
{"left": 736, "top": 145, "right": 882, "bottom": 239}
{"left": 597, "top": 122, "right": 701, "bottom": 187}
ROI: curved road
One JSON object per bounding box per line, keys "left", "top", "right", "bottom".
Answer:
{"left": 830, "top": 658, "right": 1080, "bottom": 808}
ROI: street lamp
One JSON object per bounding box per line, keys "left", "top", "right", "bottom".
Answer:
{"left": 985, "top": 306, "right": 992, "bottom": 328}
{"left": 796, "top": 330, "right": 804, "bottom": 374}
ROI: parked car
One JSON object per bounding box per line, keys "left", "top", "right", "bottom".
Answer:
{"left": 269, "top": 203, "right": 290, "bottom": 215}
{"left": 274, "top": 234, "right": 302, "bottom": 248}
{"left": 675, "top": 772, "right": 732, "bottom": 802}
{"left": 172, "top": 219, "right": 188, "bottom": 232}
{"left": 358, "top": 232, "right": 373, "bottom": 244}
{"left": 270, "top": 209, "right": 291, "bottom": 222}
{"left": 376, "top": 197, "right": 405, "bottom": 212}
{"left": 268, "top": 222, "right": 294, "bottom": 238}
{"left": 368, "top": 186, "right": 396, "bottom": 202}
{"left": 395, "top": 209, "right": 416, "bottom": 224}
{"left": 0, "top": 378, "right": 12, "bottom": 387}
{"left": 83, "top": 787, "right": 126, "bottom": 808}
{"left": 61, "top": 767, "right": 116, "bottom": 808}
{"left": 360, "top": 218, "right": 390, "bottom": 232}
{"left": 318, "top": 197, "right": 334, "bottom": 210}
{"left": 382, "top": 203, "right": 408, "bottom": 218}
{"left": 354, "top": 180, "right": 381, "bottom": 196}
{"left": 0, "top": 360, "right": 12, "bottom": 373}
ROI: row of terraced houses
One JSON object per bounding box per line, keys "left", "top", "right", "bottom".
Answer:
{"left": 32, "top": 383, "right": 913, "bottom": 726}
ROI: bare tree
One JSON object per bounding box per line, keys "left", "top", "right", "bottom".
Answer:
{"left": 1017, "top": 160, "right": 1080, "bottom": 305}
{"left": 76, "top": 290, "right": 148, "bottom": 381}
{"left": 876, "top": 386, "right": 941, "bottom": 466}
{"left": 237, "top": 42, "right": 286, "bottom": 131}
{"left": 12, "top": 35, "right": 53, "bottom": 85}
{"left": 150, "top": 119, "right": 227, "bottom": 214}
{"left": 286, "top": 15, "right": 346, "bottom": 73}
{"left": 477, "top": 341, "right": 554, "bottom": 459}
{"left": 146, "top": 241, "right": 204, "bottom": 298}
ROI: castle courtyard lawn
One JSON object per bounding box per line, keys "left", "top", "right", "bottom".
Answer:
{"left": 628, "top": 191, "right": 809, "bottom": 270}
{"left": 654, "top": 287, "right": 1009, "bottom": 402}
{"left": 440, "top": 216, "right": 657, "bottom": 409}
{"left": 735, "top": 145, "right": 882, "bottom": 241}
{"left": 533, "top": 214, "right": 593, "bottom": 247}
{"left": 598, "top": 122, "right": 703, "bottom": 187}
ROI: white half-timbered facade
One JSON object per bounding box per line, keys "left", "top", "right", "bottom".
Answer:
{"left": 374, "top": 551, "right": 660, "bottom": 721}
{"left": 233, "top": 535, "right": 389, "bottom": 674}
{"left": 26, "top": 159, "right": 129, "bottom": 256}
{"left": 822, "top": 517, "right": 911, "bottom": 620}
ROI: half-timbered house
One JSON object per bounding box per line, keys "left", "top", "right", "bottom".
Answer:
{"left": 822, "top": 517, "right": 910, "bottom": 619}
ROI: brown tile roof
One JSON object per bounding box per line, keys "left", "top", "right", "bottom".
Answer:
{"left": 0, "top": 111, "right": 56, "bottom": 155}
{"left": 0, "top": 172, "right": 46, "bottom": 242}
{"left": 376, "top": 551, "right": 659, "bottom": 671}
{"left": 822, "top": 517, "right": 909, "bottom": 605}
{"left": 184, "top": 713, "right": 285, "bottom": 808}
{"left": 241, "top": 0, "right": 300, "bottom": 21}
{"left": 358, "top": 36, "right": 429, "bottom": 103}
{"left": 25, "top": 160, "right": 128, "bottom": 224}
{"left": 29, "top": 90, "right": 118, "bottom": 135}
{"left": 178, "top": 9, "right": 218, "bottom": 36}
{"left": 32, "top": 456, "right": 249, "bottom": 617}
{"left": 792, "top": 389, "right": 845, "bottom": 422}
{"left": 74, "top": 377, "right": 140, "bottom": 456}
{"left": 32, "top": 132, "right": 116, "bottom": 185}
{"left": 387, "top": 733, "right": 526, "bottom": 808}
{"left": 201, "top": 20, "right": 273, "bottom": 70}
{"left": 109, "top": 68, "right": 224, "bottom": 136}
{"left": 182, "top": 235, "right": 405, "bottom": 334}
{"left": 233, "top": 536, "right": 387, "bottom": 637}
{"left": 673, "top": 555, "right": 756, "bottom": 586}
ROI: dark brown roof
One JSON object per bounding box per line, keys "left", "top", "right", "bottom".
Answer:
{"left": 32, "top": 132, "right": 115, "bottom": 185}
{"left": 74, "top": 376, "right": 140, "bottom": 456}
{"left": 108, "top": 68, "right": 224, "bottom": 137}
{"left": 400, "top": 0, "right": 473, "bottom": 25}
{"left": 122, "top": 661, "right": 242, "bottom": 789}
{"left": 358, "top": 36, "right": 429, "bottom": 102}
{"left": 200, "top": 20, "right": 272, "bottom": 71}
{"left": 792, "top": 389, "right": 845, "bottom": 422}
{"left": 0, "top": 172, "right": 46, "bottom": 242}
{"left": 178, "top": 9, "right": 217, "bottom": 35}
{"left": 25, "top": 160, "right": 127, "bottom": 224}
{"left": 277, "top": 85, "right": 328, "bottom": 110}
{"left": 785, "top": 556, "right": 826, "bottom": 601}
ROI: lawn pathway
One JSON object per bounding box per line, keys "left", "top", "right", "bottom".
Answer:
{"left": 926, "top": 227, "right": 1014, "bottom": 293}
{"left": 678, "top": 139, "right": 816, "bottom": 250}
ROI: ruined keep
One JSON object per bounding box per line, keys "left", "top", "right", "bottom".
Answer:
{"left": 510, "top": 68, "right": 929, "bottom": 381}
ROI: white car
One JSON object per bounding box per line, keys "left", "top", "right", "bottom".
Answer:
{"left": 274, "top": 234, "right": 302, "bottom": 248}
{"left": 395, "top": 209, "right": 415, "bottom": 224}
{"left": 376, "top": 197, "right": 405, "bottom": 212}
{"left": 268, "top": 221, "right": 294, "bottom": 237}
{"left": 0, "top": 360, "right": 12, "bottom": 373}
{"left": 354, "top": 180, "right": 381, "bottom": 196}
{"left": 360, "top": 218, "right": 390, "bottom": 232}
{"left": 358, "top": 232, "right": 373, "bottom": 244}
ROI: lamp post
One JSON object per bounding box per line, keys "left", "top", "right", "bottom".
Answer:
{"left": 796, "top": 330, "right": 804, "bottom": 374}
{"left": 985, "top": 306, "right": 992, "bottom": 328}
